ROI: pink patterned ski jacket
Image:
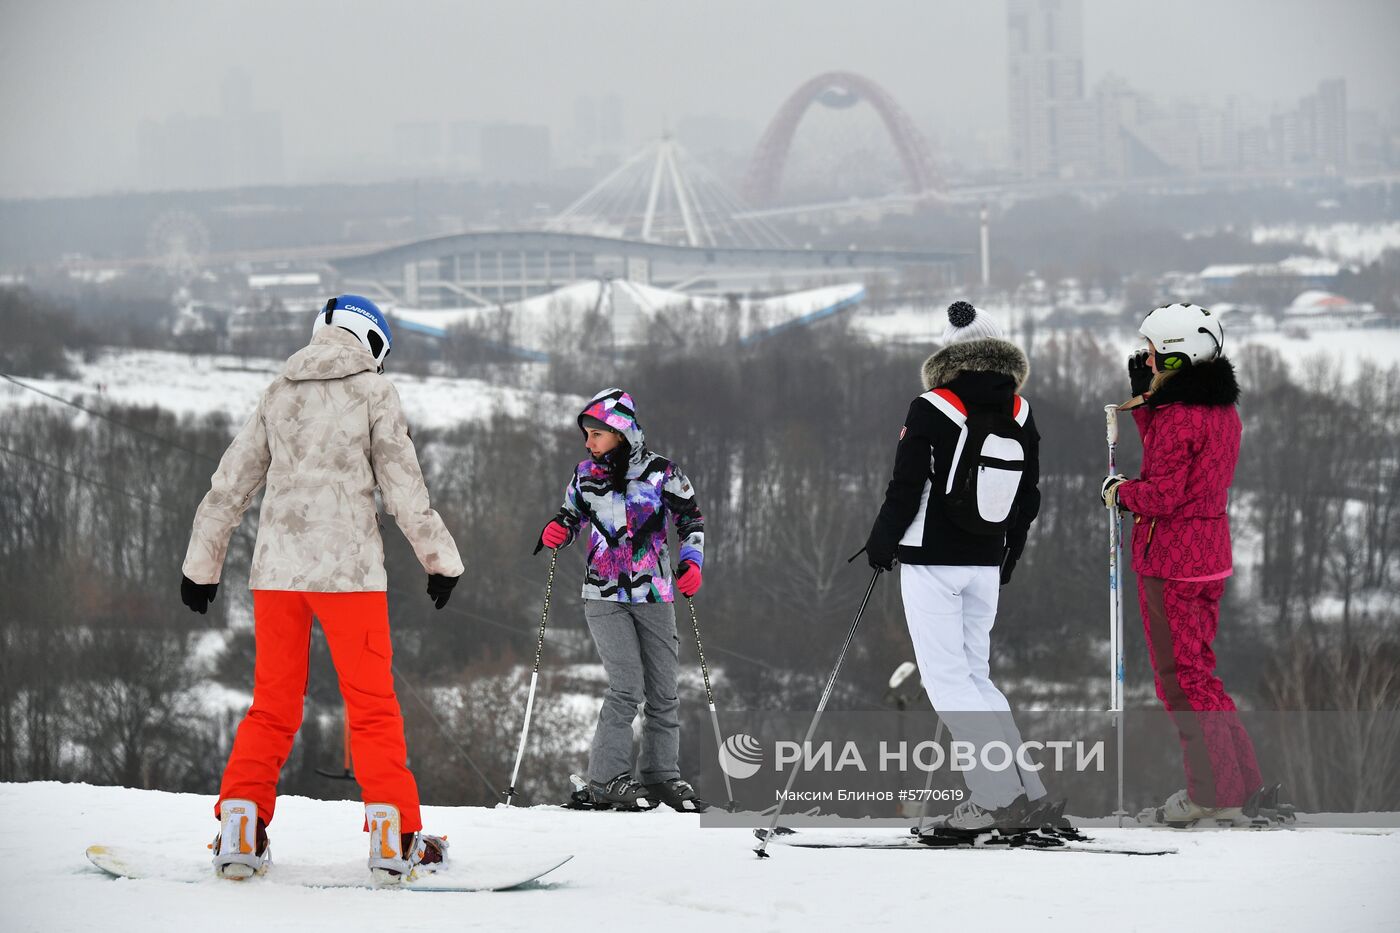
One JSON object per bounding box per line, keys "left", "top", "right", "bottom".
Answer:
{"left": 1116, "top": 358, "right": 1241, "bottom": 581}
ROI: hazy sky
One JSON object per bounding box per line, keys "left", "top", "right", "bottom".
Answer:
{"left": 2, "top": 0, "right": 1398, "bottom": 198}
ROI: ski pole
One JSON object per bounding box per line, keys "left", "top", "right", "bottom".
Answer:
{"left": 682, "top": 592, "right": 738, "bottom": 812}
{"left": 504, "top": 547, "right": 558, "bottom": 807}
{"left": 754, "top": 568, "right": 883, "bottom": 858}
{"left": 912, "top": 717, "right": 947, "bottom": 836}
{"left": 1105, "top": 404, "right": 1127, "bottom": 826}
{"left": 315, "top": 713, "right": 355, "bottom": 781}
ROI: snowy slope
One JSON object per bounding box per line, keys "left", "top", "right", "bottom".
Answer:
{"left": 5, "top": 782, "right": 1399, "bottom": 932}
{"left": 853, "top": 306, "right": 1400, "bottom": 379}
{"left": 0, "top": 348, "right": 584, "bottom": 430}
{"left": 1251, "top": 221, "right": 1400, "bottom": 264}
{"left": 391, "top": 280, "right": 866, "bottom": 355}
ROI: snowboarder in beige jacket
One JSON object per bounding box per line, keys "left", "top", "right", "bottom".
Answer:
{"left": 180, "top": 295, "right": 462, "bottom": 884}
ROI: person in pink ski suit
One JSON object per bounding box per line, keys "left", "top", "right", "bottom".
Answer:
{"left": 1102, "top": 304, "right": 1261, "bottom": 819}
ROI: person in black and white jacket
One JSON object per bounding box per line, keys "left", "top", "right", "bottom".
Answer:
{"left": 865, "top": 301, "right": 1050, "bottom": 838}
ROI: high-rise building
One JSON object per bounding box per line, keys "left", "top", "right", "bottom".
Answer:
{"left": 1273, "top": 79, "right": 1348, "bottom": 173}
{"left": 572, "top": 95, "right": 626, "bottom": 157}
{"left": 1314, "top": 78, "right": 1348, "bottom": 174}
{"left": 137, "top": 68, "right": 283, "bottom": 190}
{"left": 1006, "top": 0, "right": 1086, "bottom": 179}
{"left": 597, "top": 95, "right": 625, "bottom": 151}
{"left": 394, "top": 122, "right": 445, "bottom": 171}
{"left": 448, "top": 121, "right": 483, "bottom": 170}
{"left": 481, "top": 123, "right": 551, "bottom": 183}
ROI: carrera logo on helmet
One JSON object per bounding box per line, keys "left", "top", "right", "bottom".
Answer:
{"left": 1162, "top": 337, "right": 1185, "bottom": 344}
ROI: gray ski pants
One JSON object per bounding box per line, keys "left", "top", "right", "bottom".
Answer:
{"left": 583, "top": 598, "right": 681, "bottom": 784}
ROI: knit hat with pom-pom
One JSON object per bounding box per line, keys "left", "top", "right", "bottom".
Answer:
{"left": 940, "top": 300, "right": 1004, "bottom": 345}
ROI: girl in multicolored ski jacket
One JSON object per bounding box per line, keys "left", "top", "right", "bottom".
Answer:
{"left": 538, "top": 388, "right": 704, "bottom": 603}
{"left": 1101, "top": 303, "right": 1264, "bottom": 826}
{"left": 536, "top": 388, "right": 709, "bottom": 812}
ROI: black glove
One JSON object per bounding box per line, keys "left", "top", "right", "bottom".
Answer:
{"left": 1000, "top": 536, "right": 1026, "bottom": 586}
{"left": 180, "top": 575, "right": 218, "bottom": 614}
{"left": 1128, "top": 349, "right": 1153, "bottom": 397}
{"left": 865, "top": 538, "right": 895, "bottom": 572}
{"left": 1101, "top": 474, "right": 1128, "bottom": 508}
{"left": 999, "top": 550, "right": 1018, "bottom": 586}
{"left": 426, "top": 573, "right": 459, "bottom": 610}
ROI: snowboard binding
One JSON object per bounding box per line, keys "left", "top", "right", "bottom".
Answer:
{"left": 366, "top": 802, "right": 449, "bottom": 886}
{"left": 210, "top": 798, "right": 271, "bottom": 880}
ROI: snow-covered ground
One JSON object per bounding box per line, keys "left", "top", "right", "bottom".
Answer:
{"left": 5, "top": 781, "right": 1398, "bottom": 932}
{"left": 850, "top": 301, "right": 1054, "bottom": 346}
{"left": 6, "top": 311, "right": 1394, "bottom": 435}
{"left": 1233, "top": 326, "right": 1400, "bottom": 375}
{"left": 853, "top": 304, "right": 1400, "bottom": 379}
{"left": 392, "top": 281, "right": 866, "bottom": 356}
{"left": 0, "top": 348, "right": 584, "bottom": 431}
{"left": 1251, "top": 221, "right": 1400, "bottom": 265}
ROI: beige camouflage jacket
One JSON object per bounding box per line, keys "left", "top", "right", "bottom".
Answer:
{"left": 182, "top": 326, "right": 464, "bottom": 591}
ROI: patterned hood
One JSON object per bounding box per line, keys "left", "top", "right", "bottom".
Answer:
{"left": 551, "top": 386, "right": 705, "bottom": 603}
{"left": 282, "top": 326, "right": 379, "bottom": 382}
{"left": 578, "top": 388, "right": 648, "bottom": 466}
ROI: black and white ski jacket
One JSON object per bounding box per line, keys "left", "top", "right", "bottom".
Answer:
{"left": 866, "top": 337, "right": 1041, "bottom": 567}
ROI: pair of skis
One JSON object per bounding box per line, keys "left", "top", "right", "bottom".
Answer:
{"left": 754, "top": 826, "right": 1177, "bottom": 857}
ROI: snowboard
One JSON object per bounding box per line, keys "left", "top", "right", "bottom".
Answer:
{"left": 85, "top": 845, "right": 572, "bottom": 891}
{"left": 754, "top": 828, "right": 1176, "bottom": 856}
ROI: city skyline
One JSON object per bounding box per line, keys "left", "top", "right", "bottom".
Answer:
{"left": 2, "top": 0, "right": 1398, "bottom": 198}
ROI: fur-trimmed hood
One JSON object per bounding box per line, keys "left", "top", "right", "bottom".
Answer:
{"left": 1147, "top": 356, "right": 1239, "bottom": 408}
{"left": 921, "top": 337, "right": 1030, "bottom": 392}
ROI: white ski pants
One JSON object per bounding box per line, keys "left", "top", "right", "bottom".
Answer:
{"left": 900, "top": 563, "right": 1047, "bottom": 809}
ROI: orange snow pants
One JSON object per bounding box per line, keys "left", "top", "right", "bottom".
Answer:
{"left": 216, "top": 590, "right": 421, "bottom": 832}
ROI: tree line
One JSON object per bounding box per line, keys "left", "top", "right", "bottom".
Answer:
{"left": 2, "top": 310, "right": 1396, "bottom": 810}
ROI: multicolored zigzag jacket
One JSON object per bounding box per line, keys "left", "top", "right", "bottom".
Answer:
{"left": 553, "top": 388, "right": 705, "bottom": 603}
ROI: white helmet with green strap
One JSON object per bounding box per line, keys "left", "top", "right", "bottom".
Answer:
{"left": 1140, "top": 302, "right": 1224, "bottom": 370}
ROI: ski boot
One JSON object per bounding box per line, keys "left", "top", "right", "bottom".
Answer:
{"left": 917, "top": 795, "right": 1034, "bottom": 848}
{"left": 1138, "top": 789, "right": 1246, "bottom": 828}
{"left": 565, "top": 773, "right": 601, "bottom": 810}
{"left": 365, "top": 803, "right": 449, "bottom": 886}
{"left": 566, "top": 772, "right": 657, "bottom": 811}
{"left": 1243, "top": 783, "right": 1297, "bottom": 826}
{"left": 1259, "top": 783, "right": 1297, "bottom": 824}
{"left": 645, "top": 778, "right": 711, "bottom": 813}
{"left": 1025, "top": 797, "right": 1086, "bottom": 842}
{"left": 210, "top": 798, "right": 270, "bottom": 880}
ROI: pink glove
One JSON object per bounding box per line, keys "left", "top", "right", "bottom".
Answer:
{"left": 676, "top": 561, "right": 703, "bottom": 597}
{"left": 540, "top": 521, "right": 569, "bottom": 550}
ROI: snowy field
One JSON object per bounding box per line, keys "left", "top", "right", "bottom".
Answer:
{"left": 0, "top": 348, "right": 584, "bottom": 430}
{"left": 853, "top": 306, "right": 1400, "bottom": 380}
{"left": 4, "top": 316, "right": 1395, "bottom": 435}
{"left": 1251, "top": 221, "right": 1400, "bottom": 264}
{"left": 4, "top": 782, "right": 1398, "bottom": 932}
{"left": 1233, "top": 326, "right": 1400, "bottom": 374}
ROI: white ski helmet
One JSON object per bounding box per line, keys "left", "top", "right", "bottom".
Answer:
{"left": 1139, "top": 303, "right": 1224, "bottom": 370}
{"left": 311, "top": 294, "right": 392, "bottom": 368}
